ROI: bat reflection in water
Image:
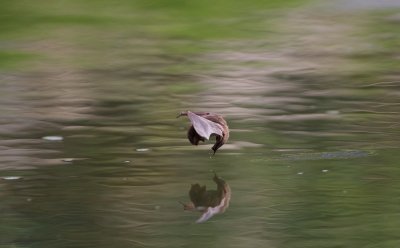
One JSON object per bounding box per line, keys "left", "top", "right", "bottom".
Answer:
{"left": 177, "top": 111, "right": 229, "bottom": 154}
{"left": 180, "top": 172, "right": 231, "bottom": 223}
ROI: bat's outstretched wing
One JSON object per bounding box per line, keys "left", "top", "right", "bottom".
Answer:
{"left": 187, "top": 111, "right": 223, "bottom": 140}
{"left": 196, "top": 206, "right": 220, "bottom": 223}
{"left": 195, "top": 195, "right": 229, "bottom": 223}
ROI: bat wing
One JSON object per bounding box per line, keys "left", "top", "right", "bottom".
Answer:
{"left": 195, "top": 193, "right": 230, "bottom": 223}
{"left": 196, "top": 206, "right": 220, "bottom": 223}
{"left": 187, "top": 111, "right": 223, "bottom": 140}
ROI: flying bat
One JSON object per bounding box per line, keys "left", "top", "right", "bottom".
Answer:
{"left": 177, "top": 111, "right": 229, "bottom": 154}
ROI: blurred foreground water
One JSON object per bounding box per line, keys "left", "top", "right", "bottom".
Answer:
{"left": 1, "top": 0, "right": 400, "bottom": 247}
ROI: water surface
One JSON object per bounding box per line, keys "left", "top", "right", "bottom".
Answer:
{"left": 1, "top": 0, "right": 400, "bottom": 247}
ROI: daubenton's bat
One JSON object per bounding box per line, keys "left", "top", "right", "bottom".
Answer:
{"left": 177, "top": 111, "right": 229, "bottom": 154}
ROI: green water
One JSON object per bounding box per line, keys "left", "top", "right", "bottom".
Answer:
{"left": 1, "top": 0, "right": 400, "bottom": 247}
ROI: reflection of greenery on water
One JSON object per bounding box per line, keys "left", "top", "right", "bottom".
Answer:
{"left": 1, "top": 0, "right": 307, "bottom": 37}
{"left": 346, "top": 11, "right": 400, "bottom": 82}
{"left": 1, "top": 1, "right": 400, "bottom": 248}
{"left": 0, "top": 0, "right": 308, "bottom": 69}
{"left": 0, "top": 50, "right": 38, "bottom": 69}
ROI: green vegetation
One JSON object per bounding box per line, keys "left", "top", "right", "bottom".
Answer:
{"left": 0, "top": 50, "right": 38, "bottom": 69}
{"left": 0, "top": 0, "right": 309, "bottom": 69}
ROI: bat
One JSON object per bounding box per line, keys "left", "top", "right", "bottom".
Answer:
{"left": 177, "top": 111, "right": 229, "bottom": 154}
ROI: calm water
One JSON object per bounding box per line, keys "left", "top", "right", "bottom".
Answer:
{"left": 1, "top": 0, "right": 400, "bottom": 247}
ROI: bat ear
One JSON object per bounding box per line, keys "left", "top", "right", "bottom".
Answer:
{"left": 187, "top": 111, "right": 223, "bottom": 140}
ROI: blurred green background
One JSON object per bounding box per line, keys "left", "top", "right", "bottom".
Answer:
{"left": 1, "top": 0, "right": 400, "bottom": 247}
